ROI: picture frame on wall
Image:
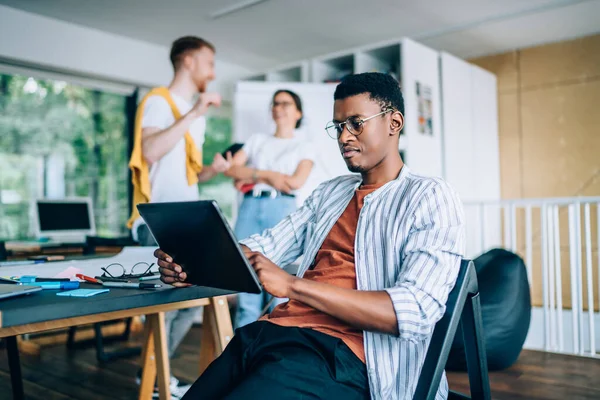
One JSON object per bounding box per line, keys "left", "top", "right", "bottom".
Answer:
{"left": 416, "top": 81, "right": 433, "bottom": 136}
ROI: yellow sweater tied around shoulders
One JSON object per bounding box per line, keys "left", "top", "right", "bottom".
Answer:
{"left": 127, "top": 87, "right": 203, "bottom": 229}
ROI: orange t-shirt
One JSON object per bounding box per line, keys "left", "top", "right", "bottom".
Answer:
{"left": 262, "top": 183, "right": 385, "bottom": 363}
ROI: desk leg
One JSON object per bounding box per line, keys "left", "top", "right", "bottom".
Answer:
{"left": 138, "top": 313, "right": 171, "bottom": 400}
{"left": 138, "top": 318, "right": 156, "bottom": 400}
{"left": 199, "top": 296, "right": 234, "bottom": 375}
{"left": 151, "top": 313, "right": 171, "bottom": 400}
{"left": 6, "top": 336, "right": 24, "bottom": 400}
{"left": 139, "top": 312, "right": 171, "bottom": 400}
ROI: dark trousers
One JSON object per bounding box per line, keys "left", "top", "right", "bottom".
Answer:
{"left": 183, "top": 322, "right": 370, "bottom": 400}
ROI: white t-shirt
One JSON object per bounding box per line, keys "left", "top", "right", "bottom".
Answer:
{"left": 242, "top": 133, "right": 316, "bottom": 193}
{"left": 131, "top": 92, "right": 206, "bottom": 239}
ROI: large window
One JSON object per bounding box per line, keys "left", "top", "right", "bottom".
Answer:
{"left": 199, "top": 115, "right": 236, "bottom": 223}
{"left": 0, "top": 72, "right": 130, "bottom": 239}
{"left": 0, "top": 72, "right": 236, "bottom": 241}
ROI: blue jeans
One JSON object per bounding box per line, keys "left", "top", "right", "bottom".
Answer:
{"left": 234, "top": 196, "right": 297, "bottom": 329}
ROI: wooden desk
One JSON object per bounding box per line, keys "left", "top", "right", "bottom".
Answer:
{"left": 0, "top": 283, "right": 235, "bottom": 400}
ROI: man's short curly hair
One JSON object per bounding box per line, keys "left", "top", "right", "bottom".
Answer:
{"left": 334, "top": 72, "right": 404, "bottom": 116}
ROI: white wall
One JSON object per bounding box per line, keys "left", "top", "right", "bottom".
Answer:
{"left": 0, "top": 5, "right": 250, "bottom": 98}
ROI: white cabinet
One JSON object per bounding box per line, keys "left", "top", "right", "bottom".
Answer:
{"left": 471, "top": 65, "right": 500, "bottom": 202}
{"left": 440, "top": 51, "right": 500, "bottom": 203}
{"left": 440, "top": 52, "right": 501, "bottom": 257}
{"left": 440, "top": 52, "right": 476, "bottom": 197}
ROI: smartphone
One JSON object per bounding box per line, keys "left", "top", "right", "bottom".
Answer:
{"left": 221, "top": 143, "right": 244, "bottom": 158}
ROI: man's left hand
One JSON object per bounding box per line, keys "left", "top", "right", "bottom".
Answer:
{"left": 246, "top": 252, "right": 296, "bottom": 298}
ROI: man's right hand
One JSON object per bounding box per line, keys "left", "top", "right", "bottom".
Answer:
{"left": 212, "top": 151, "right": 232, "bottom": 173}
{"left": 190, "top": 92, "right": 222, "bottom": 117}
{"left": 155, "top": 249, "right": 192, "bottom": 287}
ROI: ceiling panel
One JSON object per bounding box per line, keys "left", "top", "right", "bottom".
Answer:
{"left": 421, "top": 0, "right": 600, "bottom": 58}
{"left": 0, "top": 0, "right": 597, "bottom": 70}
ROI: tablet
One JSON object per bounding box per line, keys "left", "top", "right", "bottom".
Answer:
{"left": 0, "top": 285, "right": 42, "bottom": 300}
{"left": 137, "top": 201, "right": 262, "bottom": 294}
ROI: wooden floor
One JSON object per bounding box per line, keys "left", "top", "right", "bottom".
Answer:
{"left": 448, "top": 350, "right": 600, "bottom": 400}
{"left": 1, "top": 326, "right": 600, "bottom": 400}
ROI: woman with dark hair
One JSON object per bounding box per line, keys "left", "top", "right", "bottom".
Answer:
{"left": 224, "top": 89, "right": 315, "bottom": 328}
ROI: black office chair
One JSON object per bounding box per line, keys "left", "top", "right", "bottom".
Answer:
{"left": 413, "top": 259, "right": 491, "bottom": 400}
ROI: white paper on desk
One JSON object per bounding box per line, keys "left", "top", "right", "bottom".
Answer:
{"left": 0, "top": 246, "right": 157, "bottom": 279}
{"left": 54, "top": 266, "right": 84, "bottom": 279}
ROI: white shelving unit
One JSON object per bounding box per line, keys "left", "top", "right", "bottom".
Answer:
{"left": 244, "top": 74, "right": 267, "bottom": 82}
{"left": 266, "top": 61, "right": 309, "bottom": 83}
{"left": 267, "top": 67, "right": 301, "bottom": 82}
{"left": 245, "top": 42, "right": 402, "bottom": 84}
{"left": 311, "top": 53, "right": 354, "bottom": 83}
{"left": 354, "top": 43, "right": 401, "bottom": 80}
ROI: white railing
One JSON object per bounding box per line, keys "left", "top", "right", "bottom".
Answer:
{"left": 463, "top": 197, "right": 600, "bottom": 358}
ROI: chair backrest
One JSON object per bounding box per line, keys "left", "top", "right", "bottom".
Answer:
{"left": 413, "top": 259, "right": 490, "bottom": 400}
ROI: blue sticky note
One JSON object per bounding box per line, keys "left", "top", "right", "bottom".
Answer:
{"left": 56, "top": 289, "right": 110, "bottom": 297}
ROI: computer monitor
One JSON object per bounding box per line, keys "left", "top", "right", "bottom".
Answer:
{"left": 34, "top": 198, "right": 96, "bottom": 243}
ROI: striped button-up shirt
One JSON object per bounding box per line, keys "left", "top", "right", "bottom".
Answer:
{"left": 240, "top": 165, "right": 465, "bottom": 399}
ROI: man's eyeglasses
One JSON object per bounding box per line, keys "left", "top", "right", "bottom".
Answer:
{"left": 100, "top": 262, "right": 157, "bottom": 279}
{"left": 325, "top": 108, "right": 394, "bottom": 139}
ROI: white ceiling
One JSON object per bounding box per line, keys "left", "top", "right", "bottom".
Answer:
{"left": 1, "top": 0, "right": 599, "bottom": 71}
